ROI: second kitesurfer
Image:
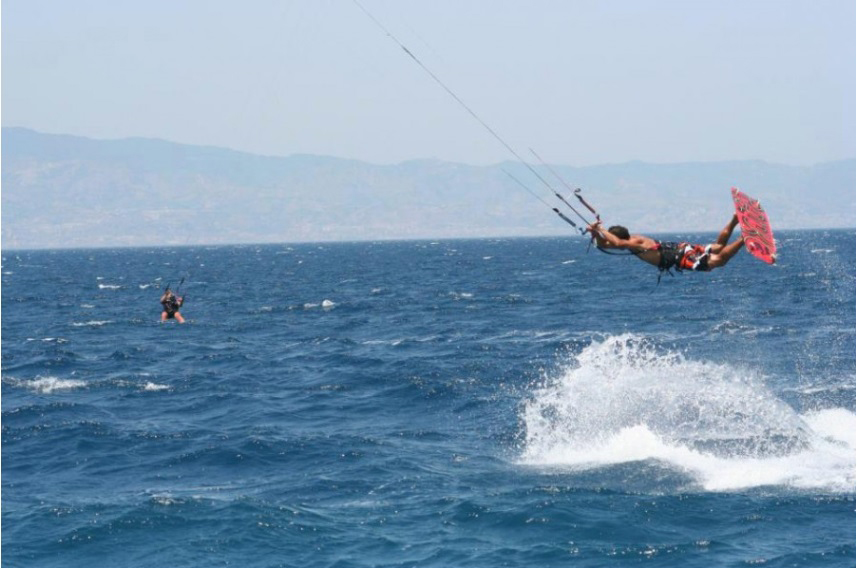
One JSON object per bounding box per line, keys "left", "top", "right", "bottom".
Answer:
{"left": 160, "top": 287, "right": 185, "bottom": 323}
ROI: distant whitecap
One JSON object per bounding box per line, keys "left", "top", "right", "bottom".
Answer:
{"left": 11, "top": 376, "right": 88, "bottom": 394}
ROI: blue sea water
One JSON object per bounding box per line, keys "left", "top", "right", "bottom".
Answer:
{"left": 2, "top": 229, "right": 855, "bottom": 568}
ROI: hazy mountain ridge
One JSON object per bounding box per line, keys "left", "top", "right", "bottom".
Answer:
{"left": 2, "top": 127, "right": 854, "bottom": 249}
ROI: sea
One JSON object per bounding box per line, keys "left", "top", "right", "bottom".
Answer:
{"left": 2, "top": 229, "right": 855, "bottom": 568}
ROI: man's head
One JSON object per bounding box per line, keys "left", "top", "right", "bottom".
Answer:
{"left": 608, "top": 225, "right": 630, "bottom": 240}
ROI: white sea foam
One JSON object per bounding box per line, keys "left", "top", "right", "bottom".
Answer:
{"left": 72, "top": 320, "right": 112, "bottom": 327}
{"left": 26, "top": 337, "right": 68, "bottom": 343}
{"left": 520, "top": 334, "right": 855, "bottom": 493}
{"left": 450, "top": 292, "right": 474, "bottom": 300}
{"left": 143, "top": 382, "right": 170, "bottom": 392}
{"left": 305, "top": 300, "right": 336, "bottom": 310}
{"left": 362, "top": 334, "right": 436, "bottom": 346}
{"left": 150, "top": 494, "right": 181, "bottom": 506}
{"left": 9, "top": 376, "right": 88, "bottom": 394}
{"left": 711, "top": 320, "right": 773, "bottom": 336}
{"left": 98, "top": 284, "right": 122, "bottom": 290}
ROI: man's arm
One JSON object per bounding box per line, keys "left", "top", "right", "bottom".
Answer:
{"left": 589, "top": 224, "right": 613, "bottom": 248}
{"left": 588, "top": 222, "right": 649, "bottom": 250}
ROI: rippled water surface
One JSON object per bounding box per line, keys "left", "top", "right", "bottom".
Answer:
{"left": 2, "top": 230, "right": 854, "bottom": 567}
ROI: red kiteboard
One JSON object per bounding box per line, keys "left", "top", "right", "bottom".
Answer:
{"left": 731, "top": 187, "right": 777, "bottom": 264}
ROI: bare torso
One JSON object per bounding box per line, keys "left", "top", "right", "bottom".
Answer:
{"left": 627, "top": 235, "right": 661, "bottom": 267}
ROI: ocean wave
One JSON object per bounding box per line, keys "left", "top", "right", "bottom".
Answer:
{"left": 301, "top": 299, "right": 337, "bottom": 310}
{"left": 449, "top": 291, "right": 474, "bottom": 300}
{"left": 781, "top": 375, "right": 856, "bottom": 396}
{"left": 482, "top": 329, "right": 575, "bottom": 345}
{"left": 711, "top": 320, "right": 773, "bottom": 335}
{"left": 361, "top": 334, "right": 440, "bottom": 346}
{"left": 72, "top": 320, "right": 112, "bottom": 327}
{"left": 519, "top": 334, "right": 855, "bottom": 493}
{"left": 26, "top": 337, "right": 69, "bottom": 343}
{"left": 5, "top": 376, "right": 88, "bottom": 394}
{"left": 97, "top": 284, "right": 122, "bottom": 290}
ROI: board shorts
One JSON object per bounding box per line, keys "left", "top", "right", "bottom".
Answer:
{"left": 656, "top": 241, "right": 711, "bottom": 272}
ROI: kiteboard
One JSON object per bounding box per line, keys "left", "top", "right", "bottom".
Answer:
{"left": 731, "top": 187, "right": 777, "bottom": 264}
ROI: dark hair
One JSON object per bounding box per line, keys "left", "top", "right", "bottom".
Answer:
{"left": 608, "top": 225, "right": 630, "bottom": 240}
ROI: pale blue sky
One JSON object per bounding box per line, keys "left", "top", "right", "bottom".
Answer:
{"left": 3, "top": 0, "right": 854, "bottom": 166}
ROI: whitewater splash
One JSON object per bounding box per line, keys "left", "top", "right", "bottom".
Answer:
{"left": 520, "top": 335, "right": 855, "bottom": 492}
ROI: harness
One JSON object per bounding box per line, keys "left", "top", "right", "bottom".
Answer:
{"left": 603, "top": 241, "right": 711, "bottom": 284}
{"left": 162, "top": 295, "right": 182, "bottom": 317}
{"left": 651, "top": 241, "right": 711, "bottom": 282}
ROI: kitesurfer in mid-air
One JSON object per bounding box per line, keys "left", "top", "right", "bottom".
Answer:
{"left": 587, "top": 214, "right": 745, "bottom": 274}
{"left": 160, "top": 287, "right": 185, "bottom": 323}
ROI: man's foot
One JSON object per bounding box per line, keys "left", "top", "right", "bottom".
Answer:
{"left": 730, "top": 213, "right": 740, "bottom": 230}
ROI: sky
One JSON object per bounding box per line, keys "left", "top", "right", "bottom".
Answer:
{"left": 2, "top": 0, "right": 855, "bottom": 167}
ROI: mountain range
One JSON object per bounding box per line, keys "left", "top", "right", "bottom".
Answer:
{"left": 2, "top": 127, "right": 854, "bottom": 249}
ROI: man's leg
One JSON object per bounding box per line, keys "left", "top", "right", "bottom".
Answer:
{"left": 707, "top": 236, "right": 744, "bottom": 269}
{"left": 710, "top": 214, "right": 740, "bottom": 253}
